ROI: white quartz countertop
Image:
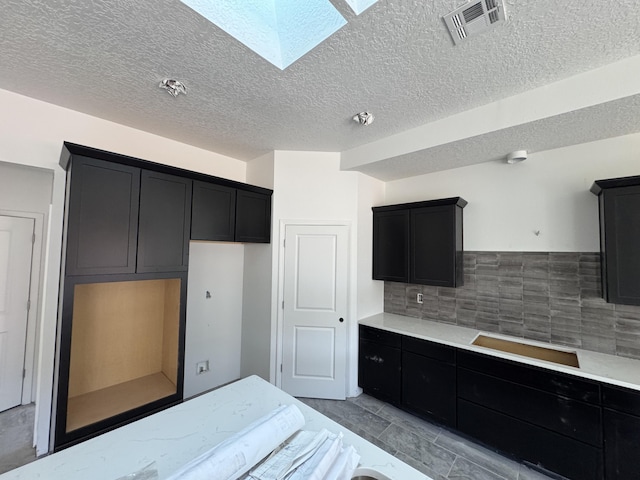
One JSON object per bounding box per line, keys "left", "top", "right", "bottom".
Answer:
{"left": 360, "top": 312, "right": 640, "bottom": 392}
{"left": 1, "top": 375, "right": 429, "bottom": 480}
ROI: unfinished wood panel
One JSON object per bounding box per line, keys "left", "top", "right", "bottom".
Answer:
{"left": 162, "top": 279, "right": 181, "bottom": 385}
{"left": 68, "top": 279, "right": 180, "bottom": 397}
{"left": 473, "top": 335, "right": 579, "bottom": 368}
{"left": 66, "top": 372, "right": 176, "bottom": 432}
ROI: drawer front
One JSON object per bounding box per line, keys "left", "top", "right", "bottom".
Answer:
{"left": 359, "top": 324, "right": 402, "bottom": 348}
{"left": 458, "top": 399, "right": 603, "bottom": 480}
{"left": 402, "top": 335, "right": 456, "bottom": 364}
{"left": 602, "top": 384, "right": 640, "bottom": 417}
{"left": 458, "top": 350, "right": 600, "bottom": 404}
{"left": 358, "top": 339, "right": 401, "bottom": 405}
{"left": 402, "top": 351, "right": 456, "bottom": 427}
{"left": 458, "top": 368, "right": 602, "bottom": 446}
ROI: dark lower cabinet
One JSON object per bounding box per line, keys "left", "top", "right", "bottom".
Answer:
{"left": 401, "top": 336, "right": 456, "bottom": 427}
{"left": 137, "top": 170, "right": 191, "bottom": 273}
{"left": 458, "top": 399, "right": 603, "bottom": 480}
{"left": 358, "top": 325, "right": 401, "bottom": 405}
{"left": 358, "top": 324, "right": 639, "bottom": 480}
{"left": 602, "top": 385, "right": 640, "bottom": 480}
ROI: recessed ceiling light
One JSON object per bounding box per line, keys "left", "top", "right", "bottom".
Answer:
{"left": 159, "top": 79, "right": 187, "bottom": 97}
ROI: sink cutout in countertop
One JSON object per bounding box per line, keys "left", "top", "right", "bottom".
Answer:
{"left": 472, "top": 334, "right": 580, "bottom": 368}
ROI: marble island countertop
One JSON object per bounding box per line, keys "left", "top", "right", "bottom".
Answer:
{"left": 1, "top": 375, "right": 429, "bottom": 480}
{"left": 360, "top": 312, "right": 640, "bottom": 391}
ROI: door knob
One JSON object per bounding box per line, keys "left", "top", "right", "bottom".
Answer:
{"left": 339, "top": 318, "right": 344, "bottom": 322}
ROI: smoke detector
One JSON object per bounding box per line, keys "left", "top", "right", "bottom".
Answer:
{"left": 506, "top": 150, "right": 527, "bottom": 164}
{"left": 443, "top": 0, "right": 506, "bottom": 45}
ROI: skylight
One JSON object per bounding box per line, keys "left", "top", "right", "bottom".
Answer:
{"left": 180, "top": 0, "right": 377, "bottom": 70}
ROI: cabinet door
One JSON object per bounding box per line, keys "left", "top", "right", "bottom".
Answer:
{"left": 137, "top": 170, "right": 192, "bottom": 273}
{"left": 410, "top": 205, "right": 460, "bottom": 286}
{"left": 191, "top": 181, "right": 236, "bottom": 241}
{"left": 235, "top": 190, "right": 271, "bottom": 243}
{"left": 66, "top": 157, "right": 140, "bottom": 276}
{"left": 603, "top": 409, "right": 640, "bottom": 480}
{"left": 602, "top": 185, "right": 640, "bottom": 305}
{"left": 358, "top": 338, "right": 401, "bottom": 405}
{"left": 402, "top": 351, "right": 456, "bottom": 427}
{"left": 372, "top": 209, "right": 409, "bottom": 282}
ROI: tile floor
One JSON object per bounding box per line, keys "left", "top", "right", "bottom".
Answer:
{"left": 299, "top": 394, "right": 562, "bottom": 480}
{"left": 0, "top": 403, "right": 36, "bottom": 475}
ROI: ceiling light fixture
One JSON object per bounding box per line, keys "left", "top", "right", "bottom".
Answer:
{"left": 506, "top": 150, "right": 527, "bottom": 164}
{"left": 159, "top": 79, "right": 187, "bottom": 97}
{"left": 353, "top": 111, "right": 375, "bottom": 126}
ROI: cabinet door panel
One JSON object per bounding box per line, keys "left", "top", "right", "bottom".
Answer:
{"left": 359, "top": 325, "right": 402, "bottom": 348}
{"left": 402, "top": 351, "right": 456, "bottom": 427}
{"left": 604, "top": 408, "right": 640, "bottom": 480}
{"left": 137, "top": 171, "right": 191, "bottom": 273}
{"left": 372, "top": 209, "right": 409, "bottom": 282}
{"left": 410, "top": 206, "right": 458, "bottom": 286}
{"left": 66, "top": 157, "right": 140, "bottom": 276}
{"left": 602, "top": 185, "right": 640, "bottom": 305}
{"left": 458, "top": 399, "right": 603, "bottom": 480}
{"left": 358, "top": 339, "right": 401, "bottom": 405}
{"left": 191, "top": 181, "right": 236, "bottom": 241}
{"left": 235, "top": 190, "right": 271, "bottom": 243}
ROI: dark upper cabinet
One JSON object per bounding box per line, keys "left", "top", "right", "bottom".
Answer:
{"left": 372, "top": 197, "right": 466, "bottom": 287}
{"left": 191, "top": 183, "right": 271, "bottom": 243}
{"left": 372, "top": 209, "right": 409, "bottom": 282}
{"left": 191, "top": 181, "right": 236, "bottom": 242}
{"left": 137, "top": 170, "right": 192, "bottom": 273}
{"left": 591, "top": 176, "right": 640, "bottom": 305}
{"left": 235, "top": 190, "right": 271, "bottom": 243}
{"left": 65, "top": 157, "right": 140, "bottom": 276}
{"left": 411, "top": 205, "right": 463, "bottom": 286}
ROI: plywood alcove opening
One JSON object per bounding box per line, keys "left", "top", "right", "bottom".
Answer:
{"left": 66, "top": 278, "right": 181, "bottom": 433}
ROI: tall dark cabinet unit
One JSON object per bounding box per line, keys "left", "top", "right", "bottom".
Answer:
{"left": 55, "top": 143, "right": 272, "bottom": 451}
{"left": 591, "top": 175, "right": 640, "bottom": 305}
{"left": 372, "top": 197, "right": 466, "bottom": 287}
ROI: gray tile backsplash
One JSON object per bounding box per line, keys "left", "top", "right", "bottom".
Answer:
{"left": 384, "top": 252, "right": 640, "bottom": 360}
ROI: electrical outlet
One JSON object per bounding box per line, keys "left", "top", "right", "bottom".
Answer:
{"left": 196, "top": 360, "right": 209, "bottom": 375}
{"left": 417, "top": 293, "right": 423, "bottom": 304}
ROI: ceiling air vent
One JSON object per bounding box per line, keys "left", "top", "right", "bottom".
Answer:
{"left": 443, "top": 0, "right": 506, "bottom": 45}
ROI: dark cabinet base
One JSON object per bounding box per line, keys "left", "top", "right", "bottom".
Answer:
{"left": 458, "top": 399, "right": 603, "bottom": 480}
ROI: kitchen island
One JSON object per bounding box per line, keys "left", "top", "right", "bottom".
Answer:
{"left": 1, "top": 375, "right": 428, "bottom": 480}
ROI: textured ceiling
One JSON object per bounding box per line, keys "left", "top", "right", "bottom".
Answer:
{"left": 1, "top": 0, "right": 639, "bottom": 178}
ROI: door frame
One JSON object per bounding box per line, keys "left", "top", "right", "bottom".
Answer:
{"left": 0, "top": 210, "right": 45, "bottom": 405}
{"left": 275, "top": 220, "right": 354, "bottom": 394}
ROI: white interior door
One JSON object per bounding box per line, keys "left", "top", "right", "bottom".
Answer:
{"left": 281, "top": 224, "right": 348, "bottom": 399}
{"left": 0, "top": 215, "right": 34, "bottom": 412}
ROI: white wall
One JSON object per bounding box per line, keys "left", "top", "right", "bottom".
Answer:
{"left": 384, "top": 132, "right": 640, "bottom": 252}
{"left": 0, "top": 88, "right": 248, "bottom": 455}
{"left": 269, "top": 151, "right": 382, "bottom": 396}
{"left": 241, "top": 153, "right": 275, "bottom": 381}
{"left": 184, "top": 242, "right": 244, "bottom": 399}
